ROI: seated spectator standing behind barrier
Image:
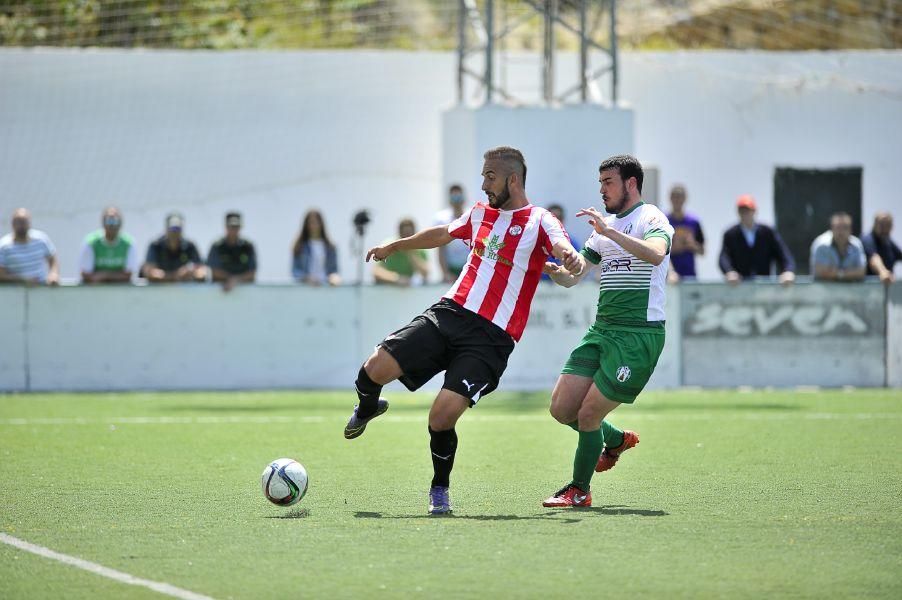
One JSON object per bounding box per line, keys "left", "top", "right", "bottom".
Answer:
{"left": 861, "top": 212, "right": 901, "bottom": 284}
{"left": 0, "top": 208, "right": 59, "bottom": 285}
{"left": 541, "top": 203, "right": 582, "bottom": 283}
{"left": 666, "top": 184, "right": 704, "bottom": 283}
{"left": 719, "top": 194, "right": 795, "bottom": 286}
{"left": 811, "top": 212, "right": 866, "bottom": 282}
{"left": 208, "top": 212, "right": 256, "bottom": 292}
{"left": 434, "top": 184, "right": 470, "bottom": 283}
{"left": 143, "top": 212, "right": 207, "bottom": 283}
{"left": 373, "top": 218, "right": 429, "bottom": 286}
{"left": 79, "top": 206, "right": 138, "bottom": 284}
{"left": 292, "top": 209, "right": 340, "bottom": 286}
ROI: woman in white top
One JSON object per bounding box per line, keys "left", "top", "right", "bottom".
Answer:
{"left": 291, "top": 209, "right": 340, "bottom": 286}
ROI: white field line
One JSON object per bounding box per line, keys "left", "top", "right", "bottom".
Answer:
{"left": 0, "top": 533, "right": 215, "bottom": 600}
{"left": 1, "top": 413, "right": 901, "bottom": 426}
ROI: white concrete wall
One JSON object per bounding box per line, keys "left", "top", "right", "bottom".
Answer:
{"left": 888, "top": 284, "right": 902, "bottom": 388}
{"left": 0, "top": 287, "right": 27, "bottom": 391}
{"left": 680, "top": 282, "right": 887, "bottom": 387}
{"left": 0, "top": 283, "right": 682, "bottom": 393}
{"left": 1, "top": 49, "right": 901, "bottom": 284}
{"left": 441, "top": 105, "right": 634, "bottom": 225}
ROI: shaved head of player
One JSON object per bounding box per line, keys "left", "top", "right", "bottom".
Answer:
{"left": 481, "top": 147, "right": 527, "bottom": 210}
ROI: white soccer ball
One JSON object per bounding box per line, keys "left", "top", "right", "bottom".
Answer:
{"left": 261, "top": 458, "right": 309, "bottom": 506}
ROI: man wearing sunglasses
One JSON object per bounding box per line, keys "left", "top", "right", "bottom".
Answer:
{"left": 79, "top": 207, "right": 139, "bottom": 284}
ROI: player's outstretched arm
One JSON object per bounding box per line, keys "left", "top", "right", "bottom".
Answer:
{"left": 576, "top": 207, "right": 668, "bottom": 266}
{"left": 544, "top": 262, "right": 584, "bottom": 288}
{"left": 545, "top": 242, "right": 587, "bottom": 288}
{"left": 366, "top": 225, "right": 454, "bottom": 262}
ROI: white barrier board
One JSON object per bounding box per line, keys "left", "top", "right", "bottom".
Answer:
{"left": 0, "top": 287, "right": 27, "bottom": 392}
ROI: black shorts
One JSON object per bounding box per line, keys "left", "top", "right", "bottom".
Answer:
{"left": 378, "top": 299, "right": 515, "bottom": 406}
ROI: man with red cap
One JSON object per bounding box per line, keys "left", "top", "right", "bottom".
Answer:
{"left": 719, "top": 194, "right": 795, "bottom": 285}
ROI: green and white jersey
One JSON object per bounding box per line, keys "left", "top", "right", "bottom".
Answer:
{"left": 581, "top": 202, "right": 673, "bottom": 330}
{"left": 78, "top": 230, "right": 139, "bottom": 274}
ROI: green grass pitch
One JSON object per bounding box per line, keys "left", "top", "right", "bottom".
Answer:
{"left": 1, "top": 389, "right": 901, "bottom": 599}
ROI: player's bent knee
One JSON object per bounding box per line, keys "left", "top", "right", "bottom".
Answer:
{"left": 363, "top": 348, "right": 401, "bottom": 385}
{"left": 548, "top": 403, "right": 574, "bottom": 424}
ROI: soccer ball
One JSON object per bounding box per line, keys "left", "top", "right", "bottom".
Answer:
{"left": 261, "top": 458, "right": 308, "bottom": 506}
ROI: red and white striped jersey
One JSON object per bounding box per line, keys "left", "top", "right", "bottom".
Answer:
{"left": 443, "top": 203, "right": 569, "bottom": 341}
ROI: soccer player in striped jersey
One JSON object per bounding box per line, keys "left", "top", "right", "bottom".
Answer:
{"left": 542, "top": 155, "right": 674, "bottom": 508}
{"left": 344, "top": 146, "right": 586, "bottom": 515}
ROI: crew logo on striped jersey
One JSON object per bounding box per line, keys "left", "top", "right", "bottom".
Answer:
{"left": 444, "top": 203, "right": 569, "bottom": 342}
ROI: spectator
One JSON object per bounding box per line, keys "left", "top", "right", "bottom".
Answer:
{"left": 292, "top": 209, "right": 340, "bottom": 286}
{"left": 861, "top": 212, "right": 901, "bottom": 284}
{"left": 208, "top": 212, "right": 257, "bottom": 292}
{"left": 666, "top": 184, "right": 705, "bottom": 283}
{"left": 143, "top": 212, "right": 207, "bottom": 283}
{"left": 79, "top": 206, "right": 138, "bottom": 284}
{"left": 373, "top": 218, "right": 429, "bottom": 286}
{"left": 810, "top": 212, "right": 866, "bottom": 282}
{"left": 0, "top": 208, "right": 59, "bottom": 286}
{"left": 719, "top": 194, "right": 795, "bottom": 286}
{"left": 434, "top": 184, "right": 471, "bottom": 283}
{"left": 541, "top": 203, "right": 583, "bottom": 282}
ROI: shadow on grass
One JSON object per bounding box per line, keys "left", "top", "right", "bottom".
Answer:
{"left": 638, "top": 403, "right": 799, "bottom": 412}
{"left": 265, "top": 507, "right": 309, "bottom": 519}
{"left": 354, "top": 505, "right": 667, "bottom": 522}
{"left": 164, "top": 402, "right": 434, "bottom": 414}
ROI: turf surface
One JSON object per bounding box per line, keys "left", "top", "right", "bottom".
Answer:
{"left": 1, "top": 389, "right": 901, "bottom": 599}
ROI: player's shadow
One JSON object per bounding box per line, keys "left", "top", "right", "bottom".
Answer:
{"left": 579, "top": 505, "right": 669, "bottom": 517}
{"left": 265, "top": 508, "right": 309, "bottom": 519}
{"left": 639, "top": 402, "right": 799, "bottom": 412}
{"left": 355, "top": 506, "right": 667, "bottom": 522}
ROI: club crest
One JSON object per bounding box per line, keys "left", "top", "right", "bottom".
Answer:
{"left": 508, "top": 225, "right": 523, "bottom": 236}
{"left": 616, "top": 365, "right": 631, "bottom": 383}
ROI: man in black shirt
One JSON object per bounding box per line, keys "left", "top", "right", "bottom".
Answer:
{"left": 208, "top": 212, "right": 257, "bottom": 291}
{"left": 861, "top": 212, "right": 900, "bottom": 284}
{"left": 144, "top": 213, "right": 207, "bottom": 283}
{"left": 719, "top": 194, "right": 795, "bottom": 285}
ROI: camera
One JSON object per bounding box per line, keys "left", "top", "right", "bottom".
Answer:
{"left": 352, "top": 210, "right": 371, "bottom": 236}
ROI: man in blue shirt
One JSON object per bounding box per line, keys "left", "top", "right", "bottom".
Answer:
{"left": 810, "top": 212, "right": 866, "bottom": 282}
{"left": 861, "top": 212, "right": 901, "bottom": 284}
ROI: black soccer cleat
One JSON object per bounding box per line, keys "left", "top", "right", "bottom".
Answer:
{"left": 343, "top": 398, "right": 389, "bottom": 439}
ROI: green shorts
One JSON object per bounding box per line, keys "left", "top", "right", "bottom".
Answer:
{"left": 561, "top": 325, "right": 665, "bottom": 404}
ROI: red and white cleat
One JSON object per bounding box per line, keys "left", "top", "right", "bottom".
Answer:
{"left": 542, "top": 483, "right": 592, "bottom": 508}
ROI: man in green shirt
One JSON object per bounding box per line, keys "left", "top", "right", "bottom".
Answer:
{"left": 79, "top": 207, "right": 138, "bottom": 284}
{"left": 373, "top": 218, "right": 430, "bottom": 285}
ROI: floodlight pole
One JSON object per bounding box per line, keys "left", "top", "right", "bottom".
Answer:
{"left": 610, "top": 0, "right": 619, "bottom": 105}
{"left": 457, "top": 0, "right": 465, "bottom": 104}
{"left": 579, "top": 0, "right": 588, "bottom": 103}
{"left": 485, "top": 0, "right": 494, "bottom": 105}
{"left": 455, "top": 0, "right": 620, "bottom": 107}
{"left": 542, "top": 0, "right": 557, "bottom": 105}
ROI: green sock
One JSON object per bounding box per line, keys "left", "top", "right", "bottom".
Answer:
{"left": 566, "top": 420, "right": 579, "bottom": 432}
{"left": 601, "top": 420, "right": 624, "bottom": 450}
{"left": 572, "top": 429, "right": 604, "bottom": 491}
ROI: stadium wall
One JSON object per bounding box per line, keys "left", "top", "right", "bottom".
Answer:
{"left": 888, "top": 284, "right": 902, "bottom": 388}
{"left": 1, "top": 50, "right": 900, "bottom": 284}
{"left": 0, "top": 282, "right": 897, "bottom": 393}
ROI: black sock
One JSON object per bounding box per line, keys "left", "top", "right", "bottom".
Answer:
{"left": 429, "top": 426, "right": 458, "bottom": 488}
{"left": 355, "top": 366, "right": 382, "bottom": 419}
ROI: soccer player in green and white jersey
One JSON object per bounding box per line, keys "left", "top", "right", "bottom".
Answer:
{"left": 542, "top": 155, "right": 673, "bottom": 507}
